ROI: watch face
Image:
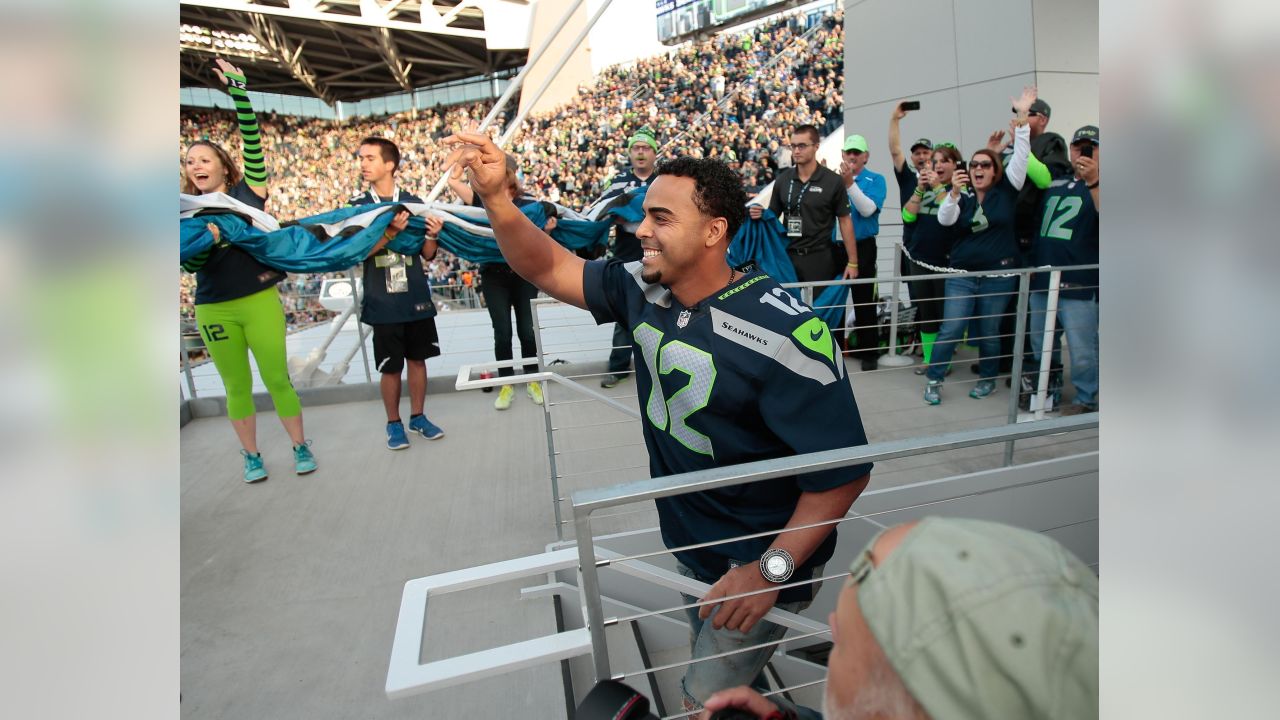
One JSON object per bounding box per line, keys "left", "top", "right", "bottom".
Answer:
{"left": 766, "top": 555, "right": 788, "bottom": 576}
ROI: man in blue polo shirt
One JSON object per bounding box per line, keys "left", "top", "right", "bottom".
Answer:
{"left": 839, "top": 134, "right": 887, "bottom": 371}
{"left": 443, "top": 131, "right": 873, "bottom": 713}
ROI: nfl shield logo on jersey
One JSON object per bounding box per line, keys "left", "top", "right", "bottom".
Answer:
{"left": 677, "top": 309, "right": 691, "bottom": 328}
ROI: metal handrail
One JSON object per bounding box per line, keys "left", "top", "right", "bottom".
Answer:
{"left": 384, "top": 416, "right": 1097, "bottom": 698}
{"left": 569, "top": 414, "right": 1097, "bottom": 682}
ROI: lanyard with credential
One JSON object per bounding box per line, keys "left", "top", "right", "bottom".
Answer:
{"left": 369, "top": 187, "right": 402, "bottom": 204}
{"left": 371, "top": 186, "right": 411, "bottom": 293}
{"left": 787, "top": 176, "right": 812, "bottom": 214}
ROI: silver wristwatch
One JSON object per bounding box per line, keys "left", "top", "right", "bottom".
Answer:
{"left": 759, "top": 548, "right": 795, "bottom": 584}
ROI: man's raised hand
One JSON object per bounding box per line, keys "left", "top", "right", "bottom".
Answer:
{"left": 442, "top": 131, "right": 508, "bottom": 202}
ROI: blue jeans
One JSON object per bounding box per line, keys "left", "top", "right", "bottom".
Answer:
{"left": 677, "top": 564, "right": 815, "bottom": 706}
{"left": 927, "top": 275, "right": 1017, "bottom": 381}
{"left": 1028, "top": 292, "right": 1099, "bottom": 406}
{"left": 606, "top": 322, "right": 632, "bottom": 374}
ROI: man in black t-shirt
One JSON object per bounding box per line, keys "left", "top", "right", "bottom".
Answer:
{"left": 444, "top": 132, "right": 872, "bottom": 711}
{"left": 348, "top": 137, "right": 445, "bottom": 450}
{"left": 751, "top": 124, "right": 856, "bottom": 283}
{"left": 887, "top": 101, "right": 934, "bottom": 268}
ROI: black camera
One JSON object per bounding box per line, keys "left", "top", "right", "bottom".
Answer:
{"left": 577, "top": 680, "right": 758, "bottom": 720}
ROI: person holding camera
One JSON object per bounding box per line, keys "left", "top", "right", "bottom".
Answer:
{"left": 900, "top": 142, "right": 968, "bottom": 378}
{"left": 887, "top": 101, "right": 932, "bottom": 304}
{"left": 921, "top": 87, "right": 1037, "bottom": 406}
{"left": 1027, "top": 126, "right": 1100, "bottom": 415}
{"left": 443, "top": 131, "right": 873, "bottom": 715}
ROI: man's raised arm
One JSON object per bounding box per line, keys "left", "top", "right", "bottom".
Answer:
{"left": 443, "top": 132, "right": 589, "bottom": 309}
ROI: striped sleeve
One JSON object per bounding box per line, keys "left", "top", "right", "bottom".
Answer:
{"left": 223, "top": 70, "right": 268, "bottom": 188}
{"left": 181, "top": 250, "right": 211, "bottom": 273}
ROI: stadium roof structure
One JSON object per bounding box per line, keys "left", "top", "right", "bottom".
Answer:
{"left": 179, "top": 0, "right": 531, "bottom": 105}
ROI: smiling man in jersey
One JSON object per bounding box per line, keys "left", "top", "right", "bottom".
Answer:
{"left": 445, "top": 131, "right": 873, "bottom": 712}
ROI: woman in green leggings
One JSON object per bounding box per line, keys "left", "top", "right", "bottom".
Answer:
{"left": 182, "top": 59, "right": 316, "bottom": 482}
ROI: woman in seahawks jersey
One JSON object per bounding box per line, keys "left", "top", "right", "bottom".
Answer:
{"left": 901, "top": 142, "right": 968, "bottom": 376}
{"left": 181, "top": 59, "right": 316, "bottom": 483}
{"left": 923, "top": 88, "right": 1039, "bottom": 405}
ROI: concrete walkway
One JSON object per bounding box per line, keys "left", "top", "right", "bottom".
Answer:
{"left": 181, "top": 302, "right": 1097, "bottom": 718}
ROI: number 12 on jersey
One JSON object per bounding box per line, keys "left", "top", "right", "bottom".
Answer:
{"left": 634, "top": 323, "right": 717, "bottom": 457}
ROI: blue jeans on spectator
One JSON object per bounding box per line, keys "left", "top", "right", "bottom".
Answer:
{"left": 927, "top": 274, "right": 1018, "bottom": 382}
{"left": 677, "top": 564, "right": 815, "bottom": 707}
{"left": 1028, "top": 291, "right": 1099, "bottom": 406}
{"left": 606, "top": 322, "right": 632, "bottom": 375}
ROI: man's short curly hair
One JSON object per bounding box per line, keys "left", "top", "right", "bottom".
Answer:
{"left": 655, "top": 157, "right": 748, "bottom": 241}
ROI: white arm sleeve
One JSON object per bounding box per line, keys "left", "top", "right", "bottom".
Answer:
{"left": 847, "top": 180, "right": 878, "bottom": 217}
{"left": 1006, "top": 124, "right": 1031, "bottom": 191}
{"left": 938, "top": 193, "right": 961, "bottom": 226}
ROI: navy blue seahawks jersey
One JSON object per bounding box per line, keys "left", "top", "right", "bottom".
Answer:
{"left": 1031, "top": 177, "right": 1099, "bottom": 300}
{"left": 348, "top": 189, "right": 437, "bottom": 324}
{"left": 595, "top": 169, "right": 655, "bottom": 262}
{"left": 583, "top": 259, "right": 873, "bottom": 602}
{"left": 193, "top": 180, "right": 285, "bottom": 305}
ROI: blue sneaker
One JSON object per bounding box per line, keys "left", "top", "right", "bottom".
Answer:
{"left": 923, "top": 380, "right": 942, "bottom": 406}
{"left": 293, "top": 440, "right": 318, "bottom": 474}
{"left": 386, "top": 421, "right": 410, "bottom": 450}
{"left": 242, "top": 450, "right": 267, "bottom": 483}
{"left": 969, "top": 379, "right": 996, "bottom": 399}
{"left": 408, "top": 414, "right": 444, "bottom": 440}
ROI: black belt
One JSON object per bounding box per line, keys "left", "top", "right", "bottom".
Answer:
{"left": 857, "top": 235, "right": 877, "bottom": 243}
{"left": 787, "top": 245, "right": 830, "bottom": 256}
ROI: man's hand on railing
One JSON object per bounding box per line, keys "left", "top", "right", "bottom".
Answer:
{"left": 698, "top": 564, "right": 780, "bottom": 634}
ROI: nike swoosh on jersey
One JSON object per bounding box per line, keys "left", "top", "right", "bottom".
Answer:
{"left": 793, "top": 317, "right": 836, "bottom": 367}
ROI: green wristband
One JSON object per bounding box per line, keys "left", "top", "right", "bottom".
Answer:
{"left": 223, "top": 70, "right": 248, "bottom": 92}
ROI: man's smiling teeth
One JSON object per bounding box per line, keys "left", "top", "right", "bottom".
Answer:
{"left": 643, "top": 248, "right": 661, "bottom": 258}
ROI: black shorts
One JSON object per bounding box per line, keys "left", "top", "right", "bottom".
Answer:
{"left": 372, "top": 317, "right": 441, "bottom": 375}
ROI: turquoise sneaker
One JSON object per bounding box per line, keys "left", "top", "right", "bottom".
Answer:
{"left": 242, "top": 450, "right": 267, "bottom": 483}
{"left": 408, "top": 414, "right": 444, "bottom": 440}
{"left": 293, "top": 440, "right": 318, "bottom": 475}
{"left": 969, "top": 379, "right": 996, "bottom": 399}
{"left": 923, "top": 380, "right": 942, "bottom": 406}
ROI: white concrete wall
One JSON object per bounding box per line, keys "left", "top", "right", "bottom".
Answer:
{"left": 521, "top": 0, "right": 596, "bottom": 116}
{"left": 586, "top": 0, "right": 670, "bottom": 75}
{"left": 841, "top": 0, "right": 1099, "bottom": 212}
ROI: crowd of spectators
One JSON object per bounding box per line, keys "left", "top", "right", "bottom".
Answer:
{"left": 179, "top": 8, "right": 845, "bottom": 329}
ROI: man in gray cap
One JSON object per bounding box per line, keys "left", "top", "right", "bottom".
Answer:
{"left": 700, "top": 517, "right": 1099, "bottom": 719}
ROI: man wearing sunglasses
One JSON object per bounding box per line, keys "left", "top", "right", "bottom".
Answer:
{"left": 750, "top": 124, "right": 856, "bottom": 284}
{"left": 699, "top": 518, "right": 1099, "bottom": 720}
